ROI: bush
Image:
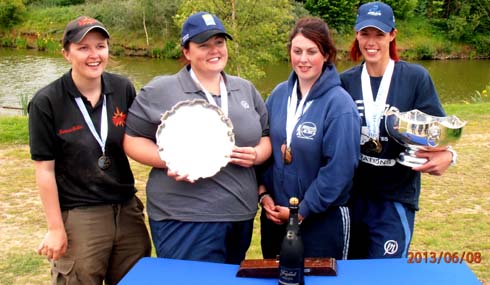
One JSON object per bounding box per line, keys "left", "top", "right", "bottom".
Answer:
{"left": 403, "top": 44, "right": 435, "bottom": 60}
{"left": 163, "top": 41, "right": 181, "bottom": 59}
{"left": 15, "top": 37, "right": 28, "bottom": 49}
{"left": 36, "top": 36, "right": 60, "bottom": 52}
{"left": 304, "top": 0, "right": 357, "bottom": 33}
{"left": 381, "top": 0, "right": 417, "bottom": 20}
{"left": 471, "top": 82, "right": 490, "bottom": 103}
{"left": 111, "top": 44, "right": 125, "bottom": 56}
{"left": 1, "top": 37, "right": 15, "bottom": 47}
{"left": 24, "top": 0, "right": 84, "bottom": 7}
{"left": 472, "top": 35, "right": 490, "bottom": 57}
{"left": 0, "top": 0, "right": 26, "bottom": 29}
{"left": 414, "top": 45, "right": 435, "bottom": 59}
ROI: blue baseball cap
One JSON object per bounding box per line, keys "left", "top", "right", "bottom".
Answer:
{"left": 355, "top": 2, "right": 395, "bottom": 33}
{"left": 181, "top": 12, "right": 233, "bottom": 46}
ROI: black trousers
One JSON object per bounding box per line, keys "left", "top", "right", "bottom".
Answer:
{"left": 260, "top": 205, "right": 350, "bottom": 260}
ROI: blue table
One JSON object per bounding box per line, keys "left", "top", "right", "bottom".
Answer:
{"left": 118, "top": 257, "right": 481, "bottom": 285}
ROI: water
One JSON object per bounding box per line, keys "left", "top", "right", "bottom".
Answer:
{"left": 1, "top": 48, "right": 489, "bottom": 115}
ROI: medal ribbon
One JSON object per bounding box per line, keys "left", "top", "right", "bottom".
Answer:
{"left": 285, "top": 80, "right": 312, "bottom": 148}
{"left": 189, "top": 68, "right": 228, "bottom": 117}
{"left": 361, "top": 59, "right": 394, "bottom": 139}
{"left": 75, "top": 94, "right": 108, "bottom": 156}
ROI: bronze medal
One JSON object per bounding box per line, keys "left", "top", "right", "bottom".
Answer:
{"left": 98, "top": 155, "right": 111, "bottom": 170}
{"left": 362, "top": 138, "right": 382, "bottom": 155}
{"left": 281, "top": 143, "right": 293, "bottom": 165}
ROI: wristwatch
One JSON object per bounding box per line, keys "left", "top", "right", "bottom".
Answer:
{"left": 258, "top": 192, "right": 270, "bottom": 204}
{"left": 447, "top": 146, "right": 457, "bottom": 166}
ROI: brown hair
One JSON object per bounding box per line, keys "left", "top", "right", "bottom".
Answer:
{"left": 348, "top": 31, "right": 400, "bottom": 62}
{"left": 288, "top": 17, "right": 337, "bottom": 64}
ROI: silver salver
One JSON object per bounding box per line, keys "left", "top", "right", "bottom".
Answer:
{"left": 156, "top": 99, "right": 235, "bottom": 180}
{"left": 384, "top": 106, "right": 466, "bottom": 167}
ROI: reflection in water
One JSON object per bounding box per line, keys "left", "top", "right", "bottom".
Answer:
{"left": 1, "top": 48, "right": 489, "bottom": 115}
{"left": 0, "top": 52, "right": 68, "bottom": 115}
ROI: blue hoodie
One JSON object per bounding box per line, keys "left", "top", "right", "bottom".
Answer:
{"left": 264, "top": 64, "right": 361, "bottom": 218}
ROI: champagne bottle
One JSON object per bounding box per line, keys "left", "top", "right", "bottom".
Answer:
{"left": 278, "top": 197, "right": 304, "bottom": 285}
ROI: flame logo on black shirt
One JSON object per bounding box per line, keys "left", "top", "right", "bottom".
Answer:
{"left": 112, "top": 107, "right": 127, "bottom": 127}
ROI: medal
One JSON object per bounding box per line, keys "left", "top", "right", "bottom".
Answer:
{"left": 361, "top": 59, "right": 394, "bottom": 157}
{"left": 283, "top": 81, "right": 311, "bottom": 167}
{"left": 75, "top": 94, "right": 110, "bottom": 171}
{"left": 362, "top": 138, "right": 382, "bottom": 155}
{"left": 98, "top": 154, "right": 111, "bottom": 170}
{"left": 281, "top": 143, "right": 293, "bottom": 164}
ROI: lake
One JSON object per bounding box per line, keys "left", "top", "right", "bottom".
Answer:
{"left": 1, "top": 48, "right": 489, "bottom": 116}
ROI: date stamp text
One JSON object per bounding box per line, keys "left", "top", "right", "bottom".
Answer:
{"left": 408, "top": 251, "right": 481, "bottom": 264}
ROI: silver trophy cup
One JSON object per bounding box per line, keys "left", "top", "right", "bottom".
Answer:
{"left": 384, "top": 106, "right": 466, "bottom": 167}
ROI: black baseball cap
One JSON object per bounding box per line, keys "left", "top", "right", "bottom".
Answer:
{"left": 62, "top": 16, "right": 110, "bottom": 48}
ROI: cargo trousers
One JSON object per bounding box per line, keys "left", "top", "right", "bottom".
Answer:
{"left": 50, "top": 196, "right": 151, "bottom": 285}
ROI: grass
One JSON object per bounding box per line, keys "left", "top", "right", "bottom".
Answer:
{"left": 1, "top": 102, "right": 489, "bottom": 284}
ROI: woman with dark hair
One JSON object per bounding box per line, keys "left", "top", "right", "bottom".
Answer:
{"left": 259, "top": 17, "right": 360, "bottom": 260}
{"left": 340, "top": 2, "right": 455, "bottom": 259}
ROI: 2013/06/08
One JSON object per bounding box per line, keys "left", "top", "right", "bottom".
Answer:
{"left": 408, "top": 251, "right": 481, "bottom": 264}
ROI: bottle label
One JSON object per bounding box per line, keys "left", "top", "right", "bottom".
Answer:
{"left": 278, "top": 267, "right": 304, "bottom": 285}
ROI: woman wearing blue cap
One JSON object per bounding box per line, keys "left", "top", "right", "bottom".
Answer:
{"left": 340, "top": 2, "right": 456, "bottom": 259}
{"left": 123, "top": 12, "right": 271, "bottom": 264}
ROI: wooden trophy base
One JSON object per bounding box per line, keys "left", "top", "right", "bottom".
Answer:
{"left": 236, "top": 258, "right": 337, "bottom": 278}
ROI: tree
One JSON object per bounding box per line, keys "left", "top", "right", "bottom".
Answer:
{"left": 175, "top": 0, "right": 295, "bottom": 82}
{"left": 377, "top": 0, "right": 417, "bottom": 20}
{"left": 425, "top": 0, "right": 490, "bottom": 42}
{"left": 84, "top": 0, "right": 182, "bottom": 43}
{"left": 0, "top": 0, "right": 25, "bottom": 29}
{"left": 304, "top": 0, "right": 358, "bottom": 33}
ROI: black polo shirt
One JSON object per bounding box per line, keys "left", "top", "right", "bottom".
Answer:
{"left": 28, "top": 70, "right": 137, "bottom": 210}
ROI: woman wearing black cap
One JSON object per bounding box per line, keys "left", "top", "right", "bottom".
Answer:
{"left": 28, "top": 16, "right": 151, "bottom": 284}
{"left": 340, "top": 2, "right": 455, "bottom": 259}
{"left": 123, "top": 12, "right": 271, "bottom": 264}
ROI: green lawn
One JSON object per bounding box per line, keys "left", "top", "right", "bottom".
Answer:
{"left": 1, "top": 102, "right": 488, "bottom": 284}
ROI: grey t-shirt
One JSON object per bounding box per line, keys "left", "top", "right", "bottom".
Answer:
{"left": 126, "top": 66, "right": 269, "bottom": 222}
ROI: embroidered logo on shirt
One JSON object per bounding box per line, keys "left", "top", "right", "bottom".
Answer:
{"left": 58, "top": 125, "right": 83, "bottom": 135}
{"left": 112, "top": 107, "right": 127, "bottom": 127}
{"left": 383, "top": 240, "right": 399, "bottom": 255}
{"left": 296, "top": 122, "right": 316, "bottom": 140}
{"left": 240, "top": 100, "right": 250, "bottom": 109}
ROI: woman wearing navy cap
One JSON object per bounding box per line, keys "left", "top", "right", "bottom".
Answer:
{"left": 340, "top": 2, "right": 456, "bottom": 259}
{"left": 123, "top": 12, "right": 271, "bottom": 264}
{"left": 28, "top": 16, "right": 151, "bottom": 284}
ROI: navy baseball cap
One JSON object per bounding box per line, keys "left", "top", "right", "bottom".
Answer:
{"left": 62, "top": 16, "right": 110, "bottom": 48}
{"left": 181, "top": 12, "right": 233, "bottom": 46}
{"left": 355, "top": 2, "right": 395, "bottom": 33}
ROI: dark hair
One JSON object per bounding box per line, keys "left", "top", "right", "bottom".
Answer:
{"left": 287, "top": 17, "right": 337, "bottom": 64}
{"left": 348, "top": 32, "right": 399, "bottom": 62}
{"left": 179, "top": 41, "right": 191, "bottom": 65}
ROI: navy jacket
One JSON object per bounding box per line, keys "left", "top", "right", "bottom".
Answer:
{"left": 264, "top": 64, "right": 361, "bottom": 218}
{"left": 340, "top": 60, "right": 445, "bottom": 209}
